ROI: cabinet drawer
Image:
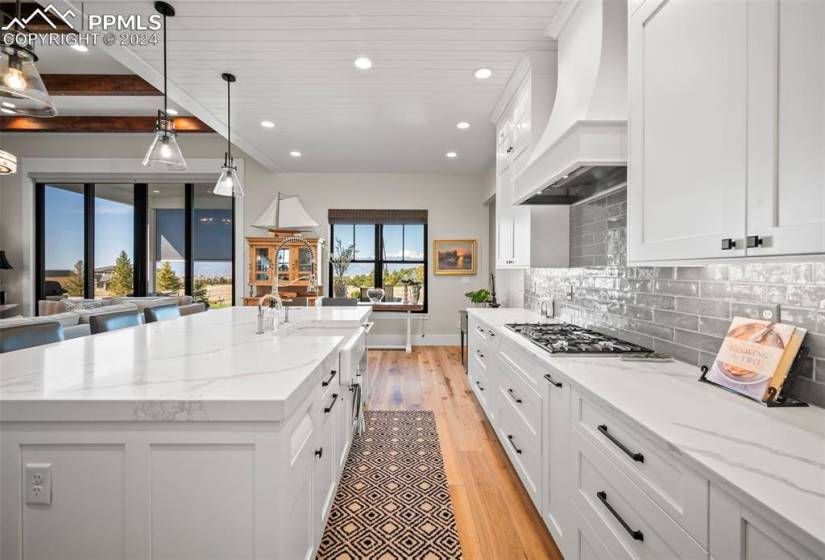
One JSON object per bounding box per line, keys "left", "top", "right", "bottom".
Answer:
{"left": 319, "top": 355, "right": 340, "bottom": 400}
{"left": 573, "top": 429, "right": 707, "bottom": 560}
{"left": 572, "top": 389, "right": 708, "bottom": 547}
{"left": 498, "top": 336, "right": 544, "bottom": 391}
{"left": 496, "top": 392, "right": 541, "bottom": 508}
{"left": 469, "top": 317, "right": 498, "bottom": 349}
{"left": 469, "top": 353, "right": 494, "bottom": 417}
{"left": 498, "top": 356, "right": 542, "bottom": 446}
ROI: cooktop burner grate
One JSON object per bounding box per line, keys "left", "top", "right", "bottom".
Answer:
{"left": 505, "top": 323, "right": 653, "bottom": 355}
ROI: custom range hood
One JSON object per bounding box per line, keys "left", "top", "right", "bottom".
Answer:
{"left": 515, "top": 0, "right": 628, "bottom": 205}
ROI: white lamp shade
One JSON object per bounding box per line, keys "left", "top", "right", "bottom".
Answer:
{"left": 143, "top": 129, "right": 187, "bottom": 171}
{"left": 0, "top": 149, "right": 17, "bottom": 175}
{"left": 214, "top": 165, "right": 244, "bottom": 197}
{"left": 253, "top": 195, "right": 319, "bottom": 230}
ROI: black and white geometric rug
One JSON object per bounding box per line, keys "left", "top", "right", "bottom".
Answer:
{"left": 316, "top": 410, "right": 463, "bottom": 560}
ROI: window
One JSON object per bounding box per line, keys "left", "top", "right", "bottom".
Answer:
{"left": 36, "top": 182, "right": 235, "bottom": 309}
{"left": 328, "top": 210, "right": 427, "bottom": 312}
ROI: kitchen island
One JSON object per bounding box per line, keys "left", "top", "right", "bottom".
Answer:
{"left": 0, "top": 306, "right": 371, "bottom": 560}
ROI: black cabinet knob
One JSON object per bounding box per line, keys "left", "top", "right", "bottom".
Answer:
{"left": 721, "top": 238, "right": 735, "bottom": 250}
{"left": 746, "top": 235, "right": 764, "bottom": 248}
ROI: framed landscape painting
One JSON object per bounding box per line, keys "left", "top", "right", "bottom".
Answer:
{"left": 434, "top": 240, "right": 476, "bottom": 275}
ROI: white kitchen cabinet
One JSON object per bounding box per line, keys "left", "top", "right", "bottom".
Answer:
{"left": 494, "top": 52, "right": 569, "bottom": 269}
{"left": 709, "top": 484, "right": 824, "bottom": 560}
{"left": 629, "top": 0, "right": 825, "bottom": 263}
{"left": 627, "top": 0, "right": 749, "bottom": 262}
{"left": 542, "top": 367, "right": 573, "bottom": 558}
{"left": 747, "top": 0, "right": 825, "bottom": 257}
{"left": 313, "top": 389, "right": 339, "bottom": 542}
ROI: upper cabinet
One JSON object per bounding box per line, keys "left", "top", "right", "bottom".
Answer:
{"left": 628, "top": 0, "right": 825, "bottom": 263}
{"left": 494, "top": 52, "right": 570, "bottom": 269}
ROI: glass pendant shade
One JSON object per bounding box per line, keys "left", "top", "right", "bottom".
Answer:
{"left": 0, "top": 43, "right": 57, "bottom": 117}
{"left": 214, "top": 156, "right": 243, "bottom": 197}
{"left": 0, "top": 149, "right": 17, "bottom": 175}
{"left": 143, "top": 117, "right": 187, "bottom": 170}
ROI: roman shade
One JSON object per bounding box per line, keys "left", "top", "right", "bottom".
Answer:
{"left": 328, "top": 209, "right": 428, "bottom": 225}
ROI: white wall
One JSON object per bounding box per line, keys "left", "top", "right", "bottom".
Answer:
{"left": 0, "top": 133, "right": 491, "bottom": 344}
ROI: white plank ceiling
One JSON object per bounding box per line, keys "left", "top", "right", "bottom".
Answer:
{"left": 57, "top": 1, "right": 561, "bottom": 172}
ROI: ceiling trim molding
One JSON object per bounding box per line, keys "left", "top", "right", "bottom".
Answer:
{"left": 55, "top": 0, "right": 283, "bottom": 173}
{"left": 545, "top": 0, "right": 581, "bottom": 39}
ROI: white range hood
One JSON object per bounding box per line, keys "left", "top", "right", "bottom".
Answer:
{"left": 514, "top": 0, "right": 628, "bottom": 204}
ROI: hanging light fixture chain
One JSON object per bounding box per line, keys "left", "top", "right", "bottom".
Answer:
{"left": 227, "top": 74, "right": 231, "bottom": 157}
{"left": 162, "top": 11, "right": 168, "bottom": 115}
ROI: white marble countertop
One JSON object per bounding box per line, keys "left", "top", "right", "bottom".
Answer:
{"left": 469, "top": 307, "right": 825, "bottom": 553}
{"left": 0, "top": 306, "right": 371, "bottom": 423}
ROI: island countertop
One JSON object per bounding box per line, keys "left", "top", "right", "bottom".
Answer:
{"left": 0, "top": 306, "right": 371, "bottom": 423}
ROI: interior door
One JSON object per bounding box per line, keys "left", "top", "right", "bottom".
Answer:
{"left": 627, "top": 0, "right": 748, "bottom": 262}
{"left": 747, "top": 0, "right": 825, "bottom": 256}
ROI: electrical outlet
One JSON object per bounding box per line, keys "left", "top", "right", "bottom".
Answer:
{"left": 25, "top": 463, "right": 52, "bottom": 505}
{"left": 761, "top": 305, "right": 781, "bottom": 322}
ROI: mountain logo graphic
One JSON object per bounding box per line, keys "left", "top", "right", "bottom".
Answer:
{"left": 2, "top": 4, "right": 77, "bottom": 31}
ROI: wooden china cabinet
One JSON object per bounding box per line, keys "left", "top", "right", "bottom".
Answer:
{"left": 243, "top": 231, "right": 322, "bottom": 306}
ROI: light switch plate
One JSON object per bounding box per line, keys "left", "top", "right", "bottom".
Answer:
{"left": 25, "top": 463, "right": 52, "bottom": 505}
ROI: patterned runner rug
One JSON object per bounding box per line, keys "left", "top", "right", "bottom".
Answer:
{"left": 317, "top": 410, "right": 462, "bottom": 560}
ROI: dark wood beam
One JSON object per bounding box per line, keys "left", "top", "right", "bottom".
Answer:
{"left": 41, "top": 74, "right": 160, "bottom": 96}
{"left": 0, "top": 116, "right": 213, "bottom": 133}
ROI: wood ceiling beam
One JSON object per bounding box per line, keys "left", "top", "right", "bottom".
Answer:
{"left": 41, "top": 74, "right": 160, "bottom": 96}
{"left": 0, "top": 116, "right": 213, "bottom": 133}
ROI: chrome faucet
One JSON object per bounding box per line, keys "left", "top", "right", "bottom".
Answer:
{"left": 540, "top": 297, "right": 554, "bottom": 322}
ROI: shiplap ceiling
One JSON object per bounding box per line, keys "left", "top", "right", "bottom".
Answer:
{"left": 55, "top": 1, "right": 561, "bottom": 172}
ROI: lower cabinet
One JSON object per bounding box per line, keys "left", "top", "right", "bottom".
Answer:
{"left": 543, "top": 368, "right": 573, "bottom": 557}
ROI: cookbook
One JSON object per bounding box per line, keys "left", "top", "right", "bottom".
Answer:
{"left": 703, "top": 317, "right": 806, "bottom": 403}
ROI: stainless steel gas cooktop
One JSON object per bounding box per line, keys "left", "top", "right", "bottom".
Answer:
{"left": 505, "top": 323, "right": 653, "bottom": 355}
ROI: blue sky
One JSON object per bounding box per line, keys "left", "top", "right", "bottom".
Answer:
{"left": 334, "top": 224, "right": 424, "bottom": 260}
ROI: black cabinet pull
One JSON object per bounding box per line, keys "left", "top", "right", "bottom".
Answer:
{"left": 544, "top": 374, "right": 563, "bottom": 388}
{"left": 488, "top": 331, "right": 495, "bottom": 337}
{"left": 475, "top": 380, "right": 484, "bottom": 391}
{"left": 721, "top": 238, "right": 735, "bottom": 250}
{"left": 314, "top": 448, "right": 323, "bottom": 458}
{"left": 323, "top": 393, "right": 339, "bottom": 414}
{"left": 321, "top": 369, "right": 337, "bottom": 387}
{"left": 476, "top": 350, "right": 484, "bottom": 358}
{"left": 506, "top": 434, "right": 523, "bottom": 454}
{"left": 746, "top": 235, "right": 764, "bottom": 248}
{"left": 597, "top": 491, "right": 644, "bottom": 542}
{"left": 506, "top": 146, "right": 514, "bottom": 154}
{"left": 598, "top": 424, "right": 644, "bottom": 463}
{"left": 507, "top": 388, "right": 523, "bottom": 404}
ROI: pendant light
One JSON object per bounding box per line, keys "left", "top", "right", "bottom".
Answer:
{"left": 0, "top": 149, "right": 17, "bottom": 175}
{"left": 213, "top": 72, "right": 243, "bottom": 197}
{"left": 0, "top": 0, "right": 57, "bottom": 117}
{"left": 142, "top": 1, "right": 186, "bottom": 171}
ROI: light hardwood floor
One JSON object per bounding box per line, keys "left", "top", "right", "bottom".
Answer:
{"left": 367, "top": 347, "right": 563, "bottom": 560}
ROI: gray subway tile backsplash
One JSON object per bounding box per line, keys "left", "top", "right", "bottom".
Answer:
{"left": 525, "top": 187, "right": 825, "bottom": 408}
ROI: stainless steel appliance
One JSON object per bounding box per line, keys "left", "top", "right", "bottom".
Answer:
{"left": 505, "top": 323, "right": 652, "bottom": 355}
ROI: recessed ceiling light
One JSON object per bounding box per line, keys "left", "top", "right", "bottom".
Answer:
{"left": 71, "top": 44, "right": 88, "bottom": 53}
{"left": 1, "top": 108, "right": 15, "bottom": 115}
{"left": 290, "top": 151, "right": 302, "bottom": 158}
{"left": 354, "top": 57, "right": 373, "bottom": 70}
{"left": 456, "top": 121, "right": 470, "bottom": 130}
{"left": 165, "top": 108, "right": 179, "bottom": 116}
{"left": 152, "top": 189, "right": 161, "bottom": 194}
{"left": 260, "top": 120, "right": 275, "bottom": 128}
{"left": 1, "top": 101, "right": 14, "bottom": 109}
{"left": 474, "top": 67, "right": 492, "bottom": 80}
{"left": 446, "top": 151, "right": 458, "bottom": 158}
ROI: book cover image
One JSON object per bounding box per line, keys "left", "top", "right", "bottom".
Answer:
{"left": 705, "top": 318, "right": 803, "bottom": 402}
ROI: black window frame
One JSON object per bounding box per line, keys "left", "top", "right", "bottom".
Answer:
{"left": 34, "top": 182, "right": 235, "bottom": 311}
{"left": 328, "top": 222, "right": 428, "bottom": 314}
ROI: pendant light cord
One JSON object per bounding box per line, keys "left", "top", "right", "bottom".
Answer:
{"left": 226, "top": 77, "right": 231, "bottom": 157}
{"left": 162, "top": 11, "right": 168, "bottom": 115}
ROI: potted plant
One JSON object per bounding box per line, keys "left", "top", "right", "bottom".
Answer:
{"left": 464, "top": 288, "right": 492, "bottom": 307}
{"left": 329, "top": 239, "right": 355, "bottom": 298}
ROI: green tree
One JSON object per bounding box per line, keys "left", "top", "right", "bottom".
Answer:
{"left": 192, "top": 277, "right": 209, "bottom": 304}
{"left": 64, "top": 260, "right": 85, "bottom": 297}
{"left": 107, "top": 250, "right": 134, "bottom": 296}
{"left": 156, "top": 261, "right": 181, "bottom": 293}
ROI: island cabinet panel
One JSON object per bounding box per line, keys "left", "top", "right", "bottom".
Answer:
{"left": 20, "top": 444, "right": 126, "bottom": 560}
{"left": 542, "top": 366, "right": 574, "bottom": 559}
{"left": 150, "top": 444, "right": 255, "bottom": 559}
{"left": 709, "top": 484, "right": 824, "bottom": 560}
